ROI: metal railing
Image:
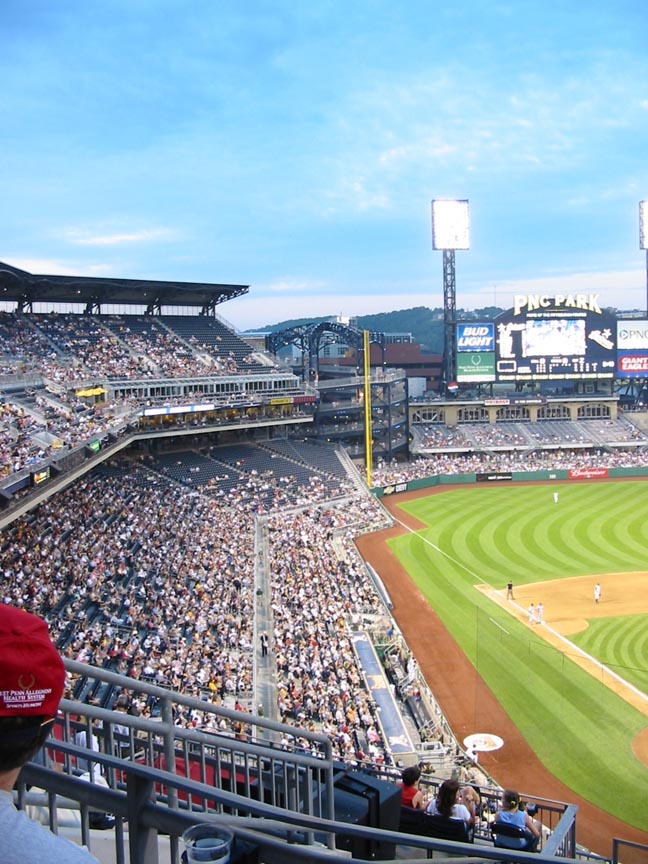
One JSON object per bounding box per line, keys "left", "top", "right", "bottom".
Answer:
{"left": 9, "top": 658, "right": 596, "bottom": 864}
{"left": 17, "top": 758, "right": 586, "bottom": 864}
{"left": 611, "top": 838, "right": 648, "bottom": 864}
{"left": 59, "top": 659, "right": 337, "bottom": 824}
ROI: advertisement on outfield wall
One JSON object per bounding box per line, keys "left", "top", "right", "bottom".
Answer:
{"left": 476, "top": 472, "right": 513, "bottom": 482}
{"left": 494, "top": 294, "right": 616, "bottom": 382}
{"left": 456, "top": 323, "right": 496, "bottom": 382}
{"left": 617, "top": 320, "right": 648, "bottom": 377}
{"left": 568, "top": 468, "right": 609, "bottom": 479}
{"left": 381, "top": 482, "right": 409, "bottom": 495}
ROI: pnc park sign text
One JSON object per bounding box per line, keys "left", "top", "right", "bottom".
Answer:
{"left": 513, "top": 293, "right": 602, "bottom": 316}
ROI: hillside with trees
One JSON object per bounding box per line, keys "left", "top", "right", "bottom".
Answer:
{"left": 253, "top": 306, "right": 504, "bottom": 354}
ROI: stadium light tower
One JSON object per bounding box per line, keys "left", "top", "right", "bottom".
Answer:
{"left": 431, "top": 199, "right": 470, "bottom": 392}
{"left": 640, "top": 201, "right": 648, "bottom": 315}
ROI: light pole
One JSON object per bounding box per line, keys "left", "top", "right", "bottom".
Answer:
{"left": 431, "top": 199, "right": 470, "bottom": 393}
{"left": 640, "top": 201, "right": 648, "bottom": 316}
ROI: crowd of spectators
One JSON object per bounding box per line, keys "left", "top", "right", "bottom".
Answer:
{"left": 0, "top": 449, "right": 392, "bottom": 760}
{"left": 0, "top": 386, "right": 132, "bottom": 478}
{"left": 31, "top": 391, "right": 124, "bottom": 450}
{"left": 1, "top": 463, "right": 256, "bottom": 727}
{"left": 0, "top": 311, "right": 268, "bottom": 383}
{"left": 0, "top": 311, "right": 55, "bottom": 373}
{"left": 371, "top": 445, "right": 648, "bottom": 488}
{"left": 412, "top": 417, "right": 646, "bottom": 452}
{"left": 413, "top": 424, "right": 472, "bottom": 449}
{"left": 266, "top": 497, "right": 392, "bottom": 763}
{"left": 0, "top": 401, "right": 50, "bottom": 476}
{"left": 0, "top": 310, "right": 312, "bottom": 484}
{"left": 460, "top": 422, "right": 534, "bottom": 448}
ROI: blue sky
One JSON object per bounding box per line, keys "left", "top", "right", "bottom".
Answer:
{"left": 3, "top": 1, "right": 648, "bottom": 329}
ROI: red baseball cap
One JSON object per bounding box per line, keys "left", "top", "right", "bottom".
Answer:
{"left": 0, "top": 604, "right": 66, "bottom": 718}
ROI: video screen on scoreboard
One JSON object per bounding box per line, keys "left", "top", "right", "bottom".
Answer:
{"left": 521, "top": 319, "right": 586, "bottom": 357}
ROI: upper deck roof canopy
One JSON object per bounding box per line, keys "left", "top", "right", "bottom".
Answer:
{"left": 0, "top": 261, "right": 249, "bottom": 315}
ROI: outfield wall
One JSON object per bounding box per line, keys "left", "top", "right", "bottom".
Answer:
{"left": 372, "top": 465, "right": 648, "bottom": 497}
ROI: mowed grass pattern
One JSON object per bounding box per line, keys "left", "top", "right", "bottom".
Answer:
{"left": 387, "top": 481, "right": 648, "bottom": 830}
{"left": 572, "top": 615, "right": 648, "bottom": 695}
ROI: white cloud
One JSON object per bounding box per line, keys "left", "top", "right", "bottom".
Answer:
{"left": 5, "top": 258, "right": 113, "bottom": 276}
{"left": 258, "top": 277, "right": 330, "bottom": 295}
{"left": 321, "top": 176, "right": 391, "bottom": 214}
{"left": 62, "top": 228, "right": 174, "bottom": 246}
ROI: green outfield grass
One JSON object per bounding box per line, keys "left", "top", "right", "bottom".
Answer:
{"left": 571, "top": 614, "right": 648, "bottom": 695}
{"left": 387, "top": 481, "right": 648, "bottom": 830}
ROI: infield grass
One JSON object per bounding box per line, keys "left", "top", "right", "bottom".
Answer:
{"left": 387, "top": 481, "right": 648, "bottom": 830}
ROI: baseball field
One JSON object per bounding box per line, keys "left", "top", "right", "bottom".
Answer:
{"left": 356, "top": 479, "right": 648, "bottom": 854}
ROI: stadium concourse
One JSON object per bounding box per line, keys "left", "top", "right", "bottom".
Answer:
{"left": 356, "top": 482, "right": 648, "bottom": 858}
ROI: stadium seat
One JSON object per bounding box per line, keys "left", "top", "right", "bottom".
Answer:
{"left": 399, "top": 806, "right": 473, "bottom": 857}
{"left": 491, "top": 820, "right": 537, "bottom": 851}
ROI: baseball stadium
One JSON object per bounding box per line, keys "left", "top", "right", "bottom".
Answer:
{"left": 1, "top": 260, "right": 647, "bottom": 863}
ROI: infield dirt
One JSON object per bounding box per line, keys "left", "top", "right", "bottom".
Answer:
{"left": 355, "top": 486, "right": 648, "bottom": 858}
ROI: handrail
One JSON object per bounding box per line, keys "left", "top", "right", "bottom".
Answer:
{"left": 62, "top": 658, "right": 334, "bottom": 749}
{"left": 53, "top": 658, "right": 338, "bottom": 852}
{"left": 612, "top": 837, "right": 648, "bottom": 864}
{"left": 13, "top": 657, "right": 583, "bottom": 863}
{"left": 19, "top": 757, "right": 581, "bottom": 864}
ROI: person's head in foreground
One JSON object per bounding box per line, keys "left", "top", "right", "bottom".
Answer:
{"left": 0, "top": 604, "right": 98, "bottom": 862}
{"left": 0, "top": 603, "right": 66, "bottom": 775}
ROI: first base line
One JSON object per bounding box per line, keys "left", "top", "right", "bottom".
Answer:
{"left": 489, "top": 617, "right": 509, "bottom": 635}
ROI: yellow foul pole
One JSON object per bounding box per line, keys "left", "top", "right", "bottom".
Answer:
{"left": 363, "top": 329, "right": 372, "bottom": 488}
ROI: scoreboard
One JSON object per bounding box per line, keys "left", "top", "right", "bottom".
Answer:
{"left": 457, "top": 294, "right": 617, "bottom": 384}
